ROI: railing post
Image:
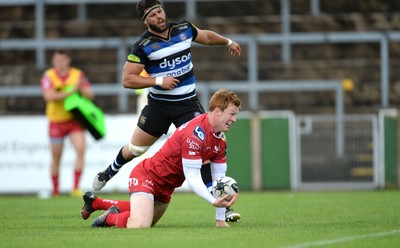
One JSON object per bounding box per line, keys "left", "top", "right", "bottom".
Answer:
{"left": 248, "top": 37, "right": 258, "bottom": 110}
{"left": 310, "top": 0, "right": 320, "bottom": 16}
{"left": 335, "top": 82, "right": 344, "bottom": 157}
{"left": 380, "top": 34, "right": 389, "bottom": 107}
{"left": 77, "top": 3, "right": 87, "bottom": 21}
{"left": 185, "top": 0, "right": 196, "bottom": 20}
{"left": 117, "top": 45, "right": 128, "bottom": 112}
{"left": 281, "top": 0, "right": 291, "bottom": 63}
{"left": 35, "top": 0, "right": 45, "bottom": 69}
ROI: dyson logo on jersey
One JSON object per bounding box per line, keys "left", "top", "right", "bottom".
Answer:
{"left": 167, "top": 63, "right": 191, "bottom": 77}
{"left": 159, "top": 53, "right": 192, "bottom": 70}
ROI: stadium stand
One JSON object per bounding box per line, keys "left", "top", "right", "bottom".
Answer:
{"left": 1, "top": 0, "right": 400, "bottom": 114}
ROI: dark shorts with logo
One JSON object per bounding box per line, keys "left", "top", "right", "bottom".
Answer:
{"left": 137, "top": 93, "right": 205, "bottom": 137}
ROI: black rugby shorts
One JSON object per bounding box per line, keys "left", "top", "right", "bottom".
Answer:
{"left": 137, "top": 95, "right": 205, "bottom": 137}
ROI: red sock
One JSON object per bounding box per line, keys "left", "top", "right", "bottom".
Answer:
{"left": 92, "top": 198, "right": 131, "bottom": 212}
{"left": 51, "top": 175, "right": 59, "bottom": 195}
{"left": 106, "top": 211, "right": 130, "bottom": 228}
{"left": 74, "top": 170, "right": 82, "bottom": 189}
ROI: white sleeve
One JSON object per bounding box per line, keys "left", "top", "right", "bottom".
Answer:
{"left": 183, "top": 158, "right": 216, "bottom": 205}
{"left": 211, "top": 162, "right": 228, "bottom": 220}
{"left": 210, "top": 162, "right": 227, "bottom": 181}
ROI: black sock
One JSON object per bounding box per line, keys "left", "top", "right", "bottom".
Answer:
{"left": 109, "top": 147, "right": 131, "bottom": 177}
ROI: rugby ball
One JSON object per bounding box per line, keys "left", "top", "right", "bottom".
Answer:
{"left": 212, "top": 176, "right": 239, "bottom": 200}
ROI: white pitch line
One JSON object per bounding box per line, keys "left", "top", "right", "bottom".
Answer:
{"left": 282, "top": 229, "right": 400, "bottom": 248}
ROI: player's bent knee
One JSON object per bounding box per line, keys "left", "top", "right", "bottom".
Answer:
{"left": 128, "top": 143, "right": 150, "bottom": 156}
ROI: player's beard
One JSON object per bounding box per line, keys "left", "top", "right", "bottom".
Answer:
{"left": 148, "top": 18, "right": 168, "bottom": 33}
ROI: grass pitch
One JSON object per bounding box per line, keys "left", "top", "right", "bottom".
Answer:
{"left": 1, "top": 190, "right": 399, "bottom": 248}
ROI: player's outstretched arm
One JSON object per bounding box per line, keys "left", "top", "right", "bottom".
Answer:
{"left": 122, "top": 62, "right": 179, "bottom": 90}
{"left": 194, "top": 28, "right": 241, "bottom": 56}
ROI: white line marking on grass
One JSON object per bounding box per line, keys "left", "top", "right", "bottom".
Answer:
{"left": 283, "top": 229, "right": 400, "bottom": 248}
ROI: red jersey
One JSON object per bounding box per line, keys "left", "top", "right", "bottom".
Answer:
{"left": 142, "top": 113, "right": 227, "bottom": 188}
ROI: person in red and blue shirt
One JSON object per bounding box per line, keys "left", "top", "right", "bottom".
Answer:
{"left": 41, "top": 50, "right": 94, "bottom": 197}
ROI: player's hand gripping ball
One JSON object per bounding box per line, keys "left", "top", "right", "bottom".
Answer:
{"left": 212, "top": 176, "right": 239, "bottom": 201}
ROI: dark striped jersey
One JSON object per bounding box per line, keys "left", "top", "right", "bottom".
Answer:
{"left": 127, "top": 20, "right": 199, "bottom": 101}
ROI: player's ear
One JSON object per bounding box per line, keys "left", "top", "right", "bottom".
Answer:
{"left": 144, "top": 20, "right": 148, "bottom": 25}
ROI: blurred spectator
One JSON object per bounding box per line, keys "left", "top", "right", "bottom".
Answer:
{"left": 41, "top": 50, "right": 94, "bottom": 197}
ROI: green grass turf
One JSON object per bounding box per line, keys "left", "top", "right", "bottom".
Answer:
{"left": 0, "top": 190, "right": 399, "bottom": 248}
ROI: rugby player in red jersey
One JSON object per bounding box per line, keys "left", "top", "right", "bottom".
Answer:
{"left": 82, "top": 89, "right": 241, "bottom": 228}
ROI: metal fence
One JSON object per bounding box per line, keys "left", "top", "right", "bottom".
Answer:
{"left": 1, "top": 0, "right": 400, "bottom": 109}
{"left": 296, "top": 114, "right": 380, "bottom": 190}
